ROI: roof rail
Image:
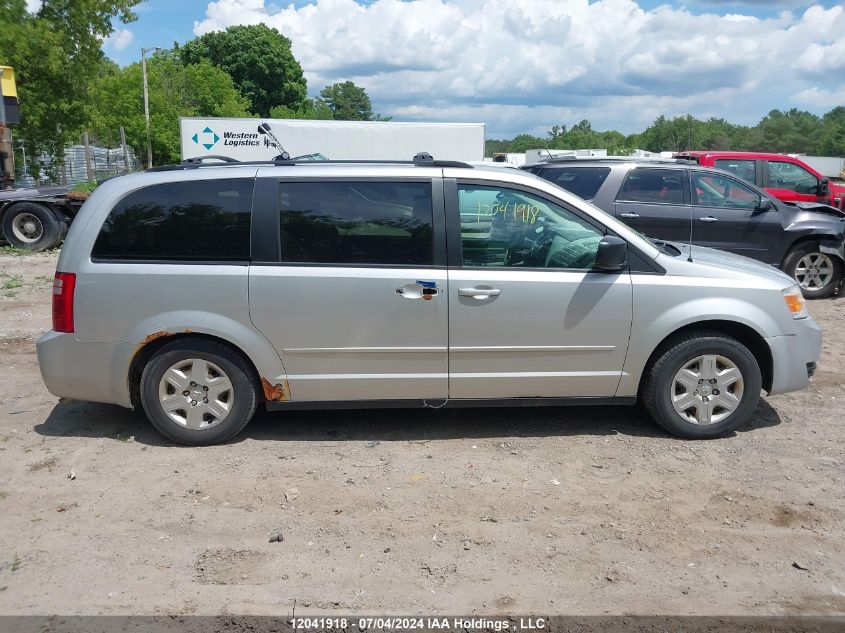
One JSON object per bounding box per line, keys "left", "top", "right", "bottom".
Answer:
{"left": 146, "top": 153, "right": 474, "bottom": 172}
{"left": 537, "top": 155, "right": 679, "bottom": 165}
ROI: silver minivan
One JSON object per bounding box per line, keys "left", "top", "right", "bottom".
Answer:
{"left": 36, "top": 157, "right": 822, "bottom": 445}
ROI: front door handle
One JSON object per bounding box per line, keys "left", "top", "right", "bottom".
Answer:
{"left": 619, "top": 212, "right": 640, "bottom": 219}
{"left": 458, "top": 286, "right": 501, "bottom": 300}
{"left": 699, "top": 216, "right": 719, "bottom": 223}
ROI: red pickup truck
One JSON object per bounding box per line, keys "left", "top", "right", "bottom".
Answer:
{"left": 675, "top": 151, "right": 845, "bottom": 211}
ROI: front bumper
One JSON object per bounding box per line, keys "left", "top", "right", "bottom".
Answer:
{"left": 765, "top": 317, "right": 823, "bottom": 395}
{"left": 36, "top": 331, "right": 135, "bottom": 408}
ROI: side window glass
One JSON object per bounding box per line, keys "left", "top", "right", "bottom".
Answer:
{"left": 279, "top": 181, "right": 433, "bottom": 265}
{"left": 692, "top": 172, "right": 760, "bottom": 209}
{"left": 767, "top": 161, "right": 819, "bottom": 194}
{"left": 616, "top": 168, "right": 685, "bottom": 204}
{"left": 714, "top": 159, "right": 757, "bottom": 184}
{"left": 539, "top": 167, "right": 611, "bottom": 200}
{"left": 92, "top": 179, "right": 253, "bottom": 261}
{"left": 458, "top": 184, "right": 603, "bottom": 269}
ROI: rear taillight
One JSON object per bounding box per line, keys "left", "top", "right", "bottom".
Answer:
{"left": 52, "top": 272, "right": 76, "bottom": 333}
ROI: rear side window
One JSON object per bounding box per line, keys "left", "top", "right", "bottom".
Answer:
{"left": 279, "top": 181, "right": 433, "bottom": 265}
{"left": 538, "top": 167, "right": 610, "bottom": 200}
{"left": 92, "top": 179, "right": 253, "bottom": 261}
{"left": 616, "top": 168, "right": 685, "bottom": 204}
{"left": 714, "top": 159, "right": 756, "bottom": 184}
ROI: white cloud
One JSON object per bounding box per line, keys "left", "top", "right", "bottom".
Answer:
{"left": 194, "top": 0, "right": 845, "bottom": 137}
{"left": 104, "top": 28, "right": 135, "bottom": 52}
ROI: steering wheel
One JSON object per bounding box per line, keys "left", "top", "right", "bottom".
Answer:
{"left": 527, "top": 224, "right": 555, "bottom": 267}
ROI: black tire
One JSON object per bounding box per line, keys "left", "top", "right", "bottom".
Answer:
{"left": 1, "top": 202, "right": 62, "bottom": 251}
{"left": 641, "top": 331, "right": 762, "bottom": 439}
{"left": 139, "top": 339, "right": 258, "bottom": 446}
{"left": 783, "top": 242, "right": 843, "bottom": 300}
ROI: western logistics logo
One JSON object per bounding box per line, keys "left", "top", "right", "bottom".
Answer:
{"left": 191, "top": 127, "right": 220, "bottom": 150}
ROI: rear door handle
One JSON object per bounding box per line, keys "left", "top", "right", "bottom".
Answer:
{"left": 396, "top": 282, "right": 439, "bottom": 300}
{"left": 619, "top": 212, "right": 640, "bottom": 219}
{"left": 699, "top": 216, "right": 719, "bottom": 223}
{"left": 458, "top": 287, "right": 501, "bottom": 299}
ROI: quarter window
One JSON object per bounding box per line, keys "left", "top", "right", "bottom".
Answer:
{"left": 767, "top": 161, "right": 819, "bottom": 194}
{"left": 616, "top": 168, "right": 685, "bottom": 204}
{"left": 279, "top": 181, "right": 433, "bottom": 265}
{"left": 458, "top": 184, "right": 603, "bottom": 269}
{"left": 714, "top": 159, "right": 757, "bottom": 184}
{"left": 538, "top": 166, "right": 611, "bottom": 200}
{"left": 692, "top": 172, "right": 760, "bottom": 209}
{"left": 91, "top": 179, "right": 253, "bottom": 261}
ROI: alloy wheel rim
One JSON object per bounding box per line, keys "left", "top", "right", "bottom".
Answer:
{"left": 671, "top": 354, "right": 744, "bottom": 426}
{"left": 11, "top": 213, "right": 43, "bottom": 244}
{"left": 157, "top": 358, "right": 234, "bottom": 430}
{"left": 795, "top": 252, "right": 834, "bottom": 291}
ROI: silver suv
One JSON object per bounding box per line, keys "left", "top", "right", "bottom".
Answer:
{"left": 36, "top": 156, "right": 822, "bottom": 445}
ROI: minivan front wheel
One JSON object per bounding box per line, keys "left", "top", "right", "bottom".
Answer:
{"left": 784, "top": 243, "right": 843, "bottom": 299}
{"left": 140, "top": 339, "right": 258, "bottom": 445}
{"left": 641, "top": 332, "right": 762, "bottom": 439}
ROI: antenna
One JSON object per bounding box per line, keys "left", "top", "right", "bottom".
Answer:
{"left": 257, "top": 122, "right": 290, "bottom": 161}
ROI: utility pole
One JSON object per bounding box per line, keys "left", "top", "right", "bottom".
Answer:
{"left": 119, "top": 125, "right": 130, "bottom": 173}
{"left": 141, "top": 46, "right": 161, "bottom": 168}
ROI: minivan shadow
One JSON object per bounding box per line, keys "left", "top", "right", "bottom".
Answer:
{"left": 34, "top": 397, "right": 782, "bottom": 446}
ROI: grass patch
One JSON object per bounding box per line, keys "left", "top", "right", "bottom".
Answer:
{"left": 0, "top": 246, "right": 30, "bottom": 257}
{"left": 0, "top": 491, "right": 7, "bottom": 500}
{"left": 10, "top": 554, "right": 21, "bottom": 572}
{"left": 27, "top": 456, "right": 58, "bottom": 472}
{"left": 1, "top": 275, "right": 22, "bottom": 290}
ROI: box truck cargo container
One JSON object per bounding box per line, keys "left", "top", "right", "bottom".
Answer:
{"left": 180, "top": 118, "right": 485, "bottom": 163}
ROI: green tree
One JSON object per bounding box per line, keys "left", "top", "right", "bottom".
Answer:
{"left": 178, "top": 24, "right": 307, "bottom": 117}
{"left": 0, "top": 0, "right": 142, "bottom": 178}
{"left": 818, "top": 107, "right": 845, "bottom": 157}
{"left": 319, "top": 81, "right": 374, "bottom": 121}
{"left": 745, "top": 109, "right": 822, "bottom": 154}
{"left": 90, "top": 52, "right": 251, "bottom": 166}
{"left": 270, "top": 98, "right": 334, "bottom": 120}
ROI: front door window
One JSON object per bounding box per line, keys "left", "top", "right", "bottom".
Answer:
{"left": 458, "top": 185, "right": 603, "bottom": 270}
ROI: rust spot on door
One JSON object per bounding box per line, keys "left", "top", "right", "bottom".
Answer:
{"left": 142, "top": 330, "right": 169, "bottom": 345}
{"left": 261, "top": 377, "right": 290, "bottom": 401}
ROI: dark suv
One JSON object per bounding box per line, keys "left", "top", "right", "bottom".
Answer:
{"left": 522, "top": 158, "right": 845, "bottom": 298}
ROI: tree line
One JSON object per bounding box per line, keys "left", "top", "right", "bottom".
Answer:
{"left": 487, "top": 108, "right": 845, "bottom": 158}
{"left": 1, "top": 0, "right": 387, "bottom": 175}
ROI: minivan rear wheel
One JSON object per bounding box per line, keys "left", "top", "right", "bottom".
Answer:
{"left": 783, "top": 243, "right": 843, "bottom": 299}
{"left": 641, "top": 332, "right": 762, "bottom": 439}
{"left": 140, "top": 339, "right": 258, "bottom": 445}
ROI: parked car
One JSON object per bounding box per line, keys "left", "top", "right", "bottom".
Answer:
{"left": 38, "top": 155, "right": 821, "bottom": 445}
{"left": 674, "top": 151, "right": 845, "bottom": 211}
{"left": 522, "top": 158, "right": 845, "bottom": 299}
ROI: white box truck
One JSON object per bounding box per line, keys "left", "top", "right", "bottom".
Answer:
{"left": 180, "top": 117, "right": 485, "bottom": 163}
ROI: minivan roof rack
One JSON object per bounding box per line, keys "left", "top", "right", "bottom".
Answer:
{"left": 147, "top": 153, "right": 474, "bottom": 172}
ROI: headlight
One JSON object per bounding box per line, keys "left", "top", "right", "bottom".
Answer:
{"left": 783, "top": 286, "right": 808, "bottom": 319}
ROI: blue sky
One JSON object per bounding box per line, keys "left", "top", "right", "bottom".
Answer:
{"left": 95, "top": 0, "right": 845, "bottom": 138}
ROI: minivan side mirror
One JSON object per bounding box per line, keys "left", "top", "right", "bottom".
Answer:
{"left": 756, "top": 198, "right": 774, "bottom": 212}
{"left": 594, "top": 235, "right": 628, "bottom": 272}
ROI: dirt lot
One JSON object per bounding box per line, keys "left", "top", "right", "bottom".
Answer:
{"left": 0, "top": 250, "right": 842, "bottom": 617}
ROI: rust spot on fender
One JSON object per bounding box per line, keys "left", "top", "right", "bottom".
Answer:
{"left": 141, "top": 330, "right": 169, "bottom": 345}
{"left": 261, "top": 377, "right": 290, "bottom": 401}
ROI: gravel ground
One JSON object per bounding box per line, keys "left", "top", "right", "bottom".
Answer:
{"left": 0, "top": 250, "right": 842, "bottom": 616}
